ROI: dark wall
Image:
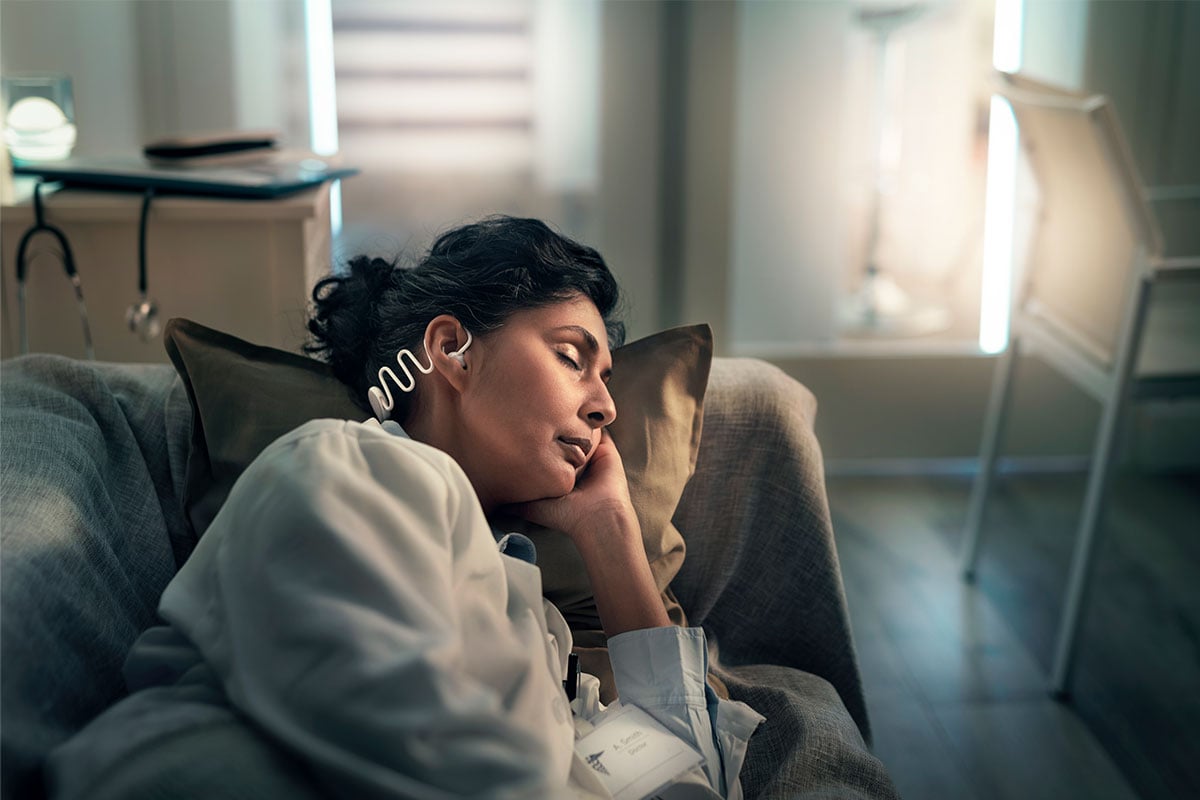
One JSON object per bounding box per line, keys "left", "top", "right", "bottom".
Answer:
{"left": 1085, "top": 0, "right": 1200, "bottom": 257}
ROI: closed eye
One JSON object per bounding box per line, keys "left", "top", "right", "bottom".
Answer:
{"left": 557, "top": 352, "right": 581, "bottom": 371}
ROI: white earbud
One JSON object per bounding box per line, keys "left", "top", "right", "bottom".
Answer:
{"left": 447, "top": 331, "right": 472, "bottom": 367}
{"left": 368, "top": 330, "right": 473, "bottom": 421}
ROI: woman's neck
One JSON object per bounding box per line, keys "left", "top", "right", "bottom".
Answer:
{"left": 402, "top": 404, "right": 499, "bottom": 514}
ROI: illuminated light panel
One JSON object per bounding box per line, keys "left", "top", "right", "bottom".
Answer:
{"left": 980, "top": 96, "right": 1018, "bottom": 354}
{"left": 992, "top": 0, "right": 1024, "bottom": 73}
{"left": 305, "top": 0, "right": 342, "bottom": 235}
{"left": 979, "top": 0, "right": 1024, "bottom": 353}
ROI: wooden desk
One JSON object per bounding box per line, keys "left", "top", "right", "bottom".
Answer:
{"left": 1, "top": 183, "right": 331, "bottom": 363}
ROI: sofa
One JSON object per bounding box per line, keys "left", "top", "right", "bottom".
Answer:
{"left": 0, "top": 341, "right": 898, "bottom": 799}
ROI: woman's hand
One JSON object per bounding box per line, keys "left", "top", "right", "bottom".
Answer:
{"left": 507, "top": 429, "right": 637, "bottom": 542}
{"left": 504, "top": 429, "right": 670, "bottom": 636}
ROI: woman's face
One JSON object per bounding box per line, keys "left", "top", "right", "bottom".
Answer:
{"left": 451, "top": 295, "right": 616, "bottom": 510}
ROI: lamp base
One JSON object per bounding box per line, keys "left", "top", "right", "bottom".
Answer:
{"left": 839, "top": 270, "right": 952, "bottom": 337}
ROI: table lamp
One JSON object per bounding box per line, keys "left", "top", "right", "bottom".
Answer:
{"left": 2, "top": 74, "right": 77, "bottom": 163}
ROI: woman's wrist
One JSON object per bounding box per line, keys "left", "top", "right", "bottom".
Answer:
{"left": 566, "top": 502, "right": 640, "bottom": 549}
{"left": 570, "top": 511, "right": 671, "bottom": 636}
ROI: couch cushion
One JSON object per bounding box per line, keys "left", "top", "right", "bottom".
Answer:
{"left": 672, "top": 358, "right": 871, "bottom": 738}
{"left": 718, "top": 664, "right": 899, "bottom": 799}
{"left": 164, "top": 318, "right": 712, "bottom": 631}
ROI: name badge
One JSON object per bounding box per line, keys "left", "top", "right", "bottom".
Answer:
{"left": 574, "top": 704, "right": 705, "bottom": 800}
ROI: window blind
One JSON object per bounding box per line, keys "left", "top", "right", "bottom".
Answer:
{"left": 331, "top": 0, "right": 535, "bottom": 172}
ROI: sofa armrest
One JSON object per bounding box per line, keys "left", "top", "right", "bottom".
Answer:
{"left": 671, "top": 357, "right": 869, "bottom": 739}
{"left": 0, "top": 356, "right": 191, "bottom": 800}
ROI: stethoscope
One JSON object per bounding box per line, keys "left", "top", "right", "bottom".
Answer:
{"left": 15, "top": 181, "right": 160, "bottom": 358}
{"left": 125, "top": 188, "right": 161, "bottom": 342}
{"left": 15, "top": 181, "right": 93, "bottom": 358}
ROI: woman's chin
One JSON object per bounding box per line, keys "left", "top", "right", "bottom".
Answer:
{"left": 515, "top": 465, "right": 577, "bottom": 504}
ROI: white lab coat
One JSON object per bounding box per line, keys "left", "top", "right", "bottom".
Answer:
{"left": 51, "top": 418, "right": 761, "bottom": 799}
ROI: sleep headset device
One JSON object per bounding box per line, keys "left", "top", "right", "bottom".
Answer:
{"left": 368, "top": 330, "right": 472, "bottom": 421}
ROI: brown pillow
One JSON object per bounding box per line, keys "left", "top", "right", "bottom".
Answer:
{"left": 164, "top": 318, "right": 713, "bottom": 629}
{"left": 164, "top": 318, "right": 368, "bottom": 540}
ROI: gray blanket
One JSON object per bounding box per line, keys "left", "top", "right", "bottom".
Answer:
{"left": 1, "top": 356, "right": 193, "bottom": 799}
{"left": 0, "top": 354, "right": 896, "bottom": 799}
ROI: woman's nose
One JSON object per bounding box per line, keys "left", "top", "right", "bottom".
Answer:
{"left": 585, "top": 383, "right": 617, "bottom": 427}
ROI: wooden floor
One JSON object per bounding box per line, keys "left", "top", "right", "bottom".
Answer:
{"left": 827, "top": 470, "right": 1200, "bottom": 800}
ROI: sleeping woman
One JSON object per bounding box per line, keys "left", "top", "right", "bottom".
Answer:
{"left": 48, "top": 216, "right": 761, "bottom": 799}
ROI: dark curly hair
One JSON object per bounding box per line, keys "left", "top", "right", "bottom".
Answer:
{"left": 305, "top": 215, "right": 625, "bottom": 420}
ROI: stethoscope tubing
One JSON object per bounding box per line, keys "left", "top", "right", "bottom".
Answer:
{"left": 15, "top": 182, "right": 157, "bottom": 359}
{"left": 15, "top": 182, "right": 95, "bottom": 359}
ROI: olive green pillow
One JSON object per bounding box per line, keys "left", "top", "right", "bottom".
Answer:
{"left": 164, "top": 317, "right": 713, "bottom": 628}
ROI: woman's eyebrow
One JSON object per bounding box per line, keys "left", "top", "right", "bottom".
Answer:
{"left": 553, "top": 325, "right": 601, "bottom": 355}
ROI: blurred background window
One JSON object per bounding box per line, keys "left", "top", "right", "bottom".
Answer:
{"left": 332, "top": 0, "right": 537, "bottom": 173}
{"left": 328, "top": 0, "right": 601, "bottom": 260}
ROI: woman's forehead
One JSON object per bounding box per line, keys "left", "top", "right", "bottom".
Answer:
{"left": 510, "top": 297, "right": 609, "bottom": 350}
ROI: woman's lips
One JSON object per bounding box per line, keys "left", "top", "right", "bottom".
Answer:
{"left": 557, "top": 437, "right": 590, "bottom": 468}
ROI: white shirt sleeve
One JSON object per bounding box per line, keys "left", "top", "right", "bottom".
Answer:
{"left": 605, "top": 627, "right": 764, "bottom": 800}
{"left": 157, "top": 419, "right": 575, "bottom": 800}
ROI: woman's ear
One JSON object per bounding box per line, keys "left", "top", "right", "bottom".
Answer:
{"left": 423, "top": 314, "right": 472, "bottom": 392}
